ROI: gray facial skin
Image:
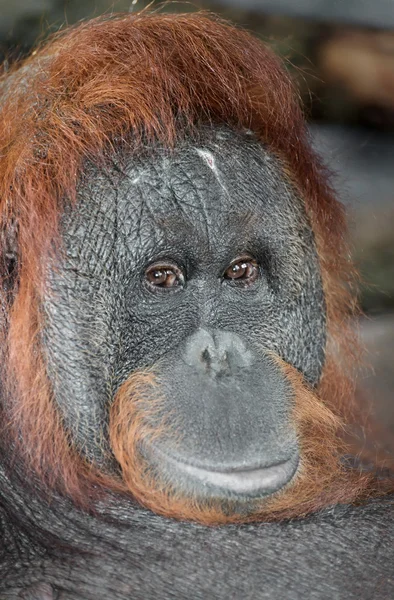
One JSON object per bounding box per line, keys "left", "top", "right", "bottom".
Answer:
{"left": 43, "top": 126, "right": 325, "bottom": 500}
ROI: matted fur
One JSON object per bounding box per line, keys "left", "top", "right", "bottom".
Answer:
{"left": 0, "top": 11, "right": 385, "bottom": 518}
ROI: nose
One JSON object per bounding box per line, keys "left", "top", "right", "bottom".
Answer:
{"left": 183, "top": 328, "right": 254, "bottom": 375}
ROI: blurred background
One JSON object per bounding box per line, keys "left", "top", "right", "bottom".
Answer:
{"left": 0, "top": 0, "right": 393, "bottom": 461}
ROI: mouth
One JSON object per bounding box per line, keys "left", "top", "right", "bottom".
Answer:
{"left": 147, "top": 444, "right": 300, "bottom": 497}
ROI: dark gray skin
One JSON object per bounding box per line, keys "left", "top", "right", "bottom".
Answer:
{"left": 1, "top": 126, "right": 393, "bottom": 598}
{"left": 44, "top": 127, "right": 325, "bottom": 501}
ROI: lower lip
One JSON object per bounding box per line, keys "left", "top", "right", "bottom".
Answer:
{"left": 174, "top": 458, "right": 298, "bottom": 494}
{"left": 152, "top": 449, "right": 299, "bottom": 496}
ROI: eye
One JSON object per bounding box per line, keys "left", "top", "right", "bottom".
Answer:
{"left": 144, "top": 262, "right": 185, "bottom": 291}
{"left": 224, "top": 256, "right": 259, "bottom": 284}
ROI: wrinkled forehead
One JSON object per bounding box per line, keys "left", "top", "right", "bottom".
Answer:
{"left": 117, "top": 128, "right": 304, "bottom": 224}
{"left": 68, "top": 127, "right": 308, "bottom": 256}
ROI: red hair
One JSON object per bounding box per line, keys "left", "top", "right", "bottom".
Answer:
{"left": 0, "top": 12, "right": 387, "bottom": 520}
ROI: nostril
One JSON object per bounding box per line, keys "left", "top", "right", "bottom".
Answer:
{"left": 183, "top": 328, "right": 254, "bottom": 370}
{"left": 201, "top": 347, "right": 211, "bottom": 366}
{"left": 200, "top": 346, "right": 230, "bottom": 375}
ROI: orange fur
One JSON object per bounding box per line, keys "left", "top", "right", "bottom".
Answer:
{"left": 108, "top": 362, "right": 374, "bottom": 525}
{"left": 0, "top": 12, "right": 390, "bottom": 519}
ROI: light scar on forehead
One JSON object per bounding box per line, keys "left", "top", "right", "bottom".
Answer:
{"left": 195, "top": 148, "right": 229, "bottom": 195}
